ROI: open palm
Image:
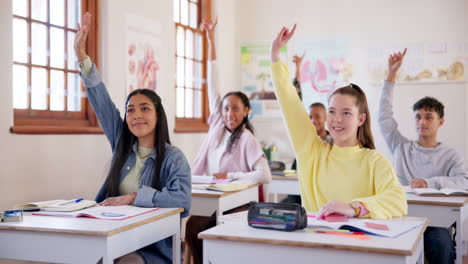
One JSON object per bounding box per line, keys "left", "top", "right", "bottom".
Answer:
{"left": 388, "top": 48, "right": 407, "bottom": 74}
{"left": 74, "top": 12, "right": 91, "bottom": 61}
{"left": 271, "top": 24, "right": 296, "bottom": 63}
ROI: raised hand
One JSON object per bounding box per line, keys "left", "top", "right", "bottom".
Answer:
{"left": 271, "top": 24, "right": 296, "bottom": 63}
{"left": 74, "top": 12, "right": 91, "bottom": 62}
{"left": 202, "top": 17, "right": 218, "bottom": 43}
{"left": 386, "top": 48, "right": 407, "bottom": 82}
{"left": 293, "top": 52, "right": 306, "bottom": 67}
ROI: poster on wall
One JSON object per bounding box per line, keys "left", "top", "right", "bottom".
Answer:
{"left": 294, "top": 39, "right": 351, "bottom": 110}
{"left": 240, "top": 41, "right": 289, "bottom": 119}
{"left": 125, "top": 14, "right": 162, "bottom": 94}
{"left": 366, "top": 41, "right": 468, "bottom": 83}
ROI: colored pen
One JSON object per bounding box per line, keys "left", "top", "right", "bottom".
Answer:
{"left": 59, "top": 198, "right": 84, "bottom": 206}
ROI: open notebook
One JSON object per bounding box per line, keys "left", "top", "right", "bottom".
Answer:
{"left": 33, "top": 205, "right": 159, "bottom": 220}
{"left": 14, "top": 199, "right": 97, "bottom": 212}
{"left": 404, "top": 186, "right": 468, "bottom": 196}
{"left": 307, "top": 215, "right": 424, "bottom": 238}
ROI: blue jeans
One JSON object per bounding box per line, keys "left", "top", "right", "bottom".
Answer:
{"left": 424, "top": 226, "right": 455, "bottom": 264}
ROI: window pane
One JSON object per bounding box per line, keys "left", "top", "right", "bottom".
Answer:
{"left": 176, "top": 27, "right": 185, "bottom": 57}
{"left": 50, "top": 0, "right": 65, "bottom": 26}
{"left": 173, "top": 0, "right": 180, "bottom": 23}
{"left": 67, "top": 0, "right": 79, "bottom": 29}
{"left": 194, "top": 61, "right": 202, "bottom": 89}
{"left": 50, "top": 27, "right": 65, "bottom": 68}
{"left": 67, "top": 31, "right": 77, "bottom": 69}
{"left": 186, "top": 30, "right": 193, "bottom": 59}
{"left": 31, "top": 23, "right": 47, "bottom": 66}
{"left": 185, "top": 59, "right": 193, "bottom": 87}
{"left": 12, "top": 18, "right": 28, "bottom": 63}
{"left": 12, "top": 0, "right": 28, "bottom": 17}
{"left": 50, "top": 70, "right": 65, "bottom": 111}
{"left": 194, "top": 33, "right": 202, "bottom": 61}
{"left": 181, "top": 0, "right": 188, "bottom": 26}
{"left": 177, "top": 57, "right": 184, "bottom": 87}
{"left": 189, "top": 2, "right": 198, "bottom": 28}
{"left": 31, "top": 0, "right": 48, "bottom": 22}
{"left": 67, "top": 73, "right": 81, "bottom": 111}
{"left": 12, "top": 65, "right": 28, "bottom": 109}
{"left": 194, "top": 89, "right": 201, "bottom": 118}
{"left": 185, "top": 88, "right": 193, "bottom": 118}
{"left": 176, "top": 87, "right": 184, "bottom": 117}
{"left": 31, "top": 67, "right": 47, "bottom": 110}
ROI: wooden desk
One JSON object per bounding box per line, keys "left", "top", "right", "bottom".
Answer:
{"left": 191, "top": 184, "right": 259, "bottom": 223}
{"left": 406, "top": 193, "right": 468, "bottom": 264}
{"left": 200, "top": 216, "right": 428, "bottom": 264}
{"left": 0, "top": 208, "right": 183, "bottom": 264}
{"left": 269, "top": 175, "right": 299, "bottom": 202}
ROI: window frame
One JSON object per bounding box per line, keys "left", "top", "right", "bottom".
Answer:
{"left": 10, "top": 0, "right": 102, "bottom": 135}
{"left": 174, "top": 0, "right": 211, "bottom": 133}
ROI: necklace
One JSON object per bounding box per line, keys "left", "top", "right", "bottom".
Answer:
{"left": 137, "top": 148, "right": 154, "bottom": 159}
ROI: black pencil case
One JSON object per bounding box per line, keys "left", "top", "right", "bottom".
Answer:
{"left": 247, "top": 202, "right": 307, "bottom": 231}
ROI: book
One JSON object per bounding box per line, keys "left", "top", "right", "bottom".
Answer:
{"left": 206, "top": 183, "right": 249, "bottom": 192}
{"left": 192, "top": 175, "right": 216, "bottom": 184}
{"left": 14, "top": 199, "right": 97, "bottom": 212}
{"left": 408, "top": 187, "right": 468, "bottom": 196}
{"left": 307, "top": 215, "right": 424, "bottom": 238}
{"left": 33, "top": 205, "right": 159, "bottom": 220}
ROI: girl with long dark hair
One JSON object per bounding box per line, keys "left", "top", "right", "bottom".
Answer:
{"left": 75, "top": 13, "right": 191, "bottom": 264}
{"left": 185, "top": 18, "right": 271, "bottom": 264}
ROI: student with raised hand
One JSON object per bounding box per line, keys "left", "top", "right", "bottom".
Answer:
{"left": 271, "top": 24, "right": 407, "bottom": 220}
{"left": 379, "top": 49, "right": 463, "bottom": 264}
{"left": 185, "top": 18, "right": 271, "bottom": 264}
{"left": 75, "top": 13, "right": 191, "bottom": 264}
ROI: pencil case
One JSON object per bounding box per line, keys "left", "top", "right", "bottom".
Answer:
{"left": 247, "top": 202, "right": 307, "bottom": 231}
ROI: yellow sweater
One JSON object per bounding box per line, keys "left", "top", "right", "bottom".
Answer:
{"left": 271, "top": 62, "right": 407, "bottom": 219}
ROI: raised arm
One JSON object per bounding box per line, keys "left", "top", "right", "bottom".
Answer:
{"left": 378, "top": 48, "right": 410, "bottom": 153}
{"left": 203, "top": 18, "right": 221, "bottom": 112}
{"left": 271, "top": 25, "right": 320, "bottom": 156}
{"left": 75, "top": 12, "right": 123, "bottom": 149}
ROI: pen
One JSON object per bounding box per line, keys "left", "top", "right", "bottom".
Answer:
{"left": 59, "top": 198, "right": 84, "bottom": 206}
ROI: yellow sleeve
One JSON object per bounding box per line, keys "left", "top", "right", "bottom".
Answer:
{"left": 271, "top": 62, "right": 321, "bottom": 157}
{"left": 354, "top": 157, "right": 408, "bottom": 219}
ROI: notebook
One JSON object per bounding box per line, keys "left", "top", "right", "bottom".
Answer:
{"left": 192, "top": 175, "right": 216, "bottom": 184}
{"left": 307, "top": 215, "right": 424, "bottom": 238}
{"left": 407, "top": 187, "right": 468, "bottom": 196}
{"left": 33, "top": 205, "right": 159, "bottom": 220}
{"left": 14, "top": 199, "right": 97, "bottom": 212}
{"left": 206, "top": 183, "right": 249, "bottom": 192}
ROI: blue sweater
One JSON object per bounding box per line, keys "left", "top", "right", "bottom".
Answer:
{"left": 81, "top": 64, "right": 191, "bottom": 263}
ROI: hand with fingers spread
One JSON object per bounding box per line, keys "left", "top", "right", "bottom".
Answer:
{"left": 99, "top": 192, "right": 136, "bottom": 206}
{"left": 293, "top": 52, "right": 306, "bottom": 68}
{"left": 386, "top": 48, "right": 407, "bottom": 82}
{"left": 409, "top": 178, "right": 428, "bottom": 188}
{"left": 74, "top": 12, "right": 92, "bottom": 62}
{"left": 201, "top": 17, "right": 218, "bottom": 60}
{"left": 202, "top": 17, "right": 218, "bottom": 43}
{"left": 271, "top": 24, "right": 297, "bottom": 63}
{"left": 317, "top": 200, "right": 355, "bottom": 219}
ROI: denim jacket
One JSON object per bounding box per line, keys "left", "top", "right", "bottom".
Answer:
{"left": 81, "top": 64, "right": 191, "bottom": 263}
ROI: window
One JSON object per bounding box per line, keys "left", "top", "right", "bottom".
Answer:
{"left": 174, "top": 0, "right": 211, "bottom": 133}
{"left": 11, "top": 0, "right": 101, "bottom": 134}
